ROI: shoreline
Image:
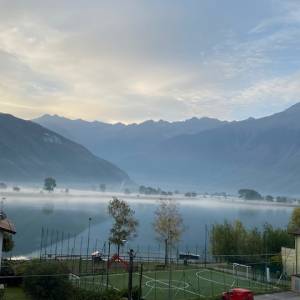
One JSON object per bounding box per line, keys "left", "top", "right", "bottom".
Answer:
{"left": 1, "top": 189, "right": 298, "bottom": 208}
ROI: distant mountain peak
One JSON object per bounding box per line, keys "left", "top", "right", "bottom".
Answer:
{"left": 283, "top": 102, "right": 300, "bottom": 113}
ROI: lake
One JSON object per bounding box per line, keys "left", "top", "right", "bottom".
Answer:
{"left": 1, "top": 190, "right": 294, "bottom": 257}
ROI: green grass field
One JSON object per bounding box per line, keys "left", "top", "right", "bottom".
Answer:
{"left": 78, "top": 268, "right": 278, "bottom": 299}
{"left": 3, "top": 287, "right": 30, "bottom": 300}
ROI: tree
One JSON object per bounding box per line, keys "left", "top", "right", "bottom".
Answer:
{"left": 211, "top": 220, "right": 293, "bottom": 264}
{"left": 2, "top": 233, "right": 14, "bottom": 252}
{"left": 100, "top": 183, "right": 106, "bottom": 192}
{"left": 23, "top": 261, "right": 72, "bottom": 300}
{"left": 265, "top": 195, "right": 274, "bottom": 202}
{"left": 276, "top": 196, "right": 288, "bottom": 203}
{"left": 124, "top": 188, "right": 131, "bottom": 195}
{"left": 238, "top": 189, "right": 262, "bottom": 200}
{"left": 44, "top": 177, "right": 56, "bottom": 192}
{"left": 153, "top": 200, "right": 184, "bottom": 265}
{"left": 0, "top": 183, "right": 7, "bottom": 190}
{"left": 108, "top": 197, "right": 138, "bottom": 256}
{"left": 13, "top": 186, "right": 20, "bottom": 192}
{"left": 288, "top": 207, "right": 300, "bottom": 232}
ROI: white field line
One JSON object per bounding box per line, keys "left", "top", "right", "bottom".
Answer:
{"left": 196, "top": 270, "right": 277, "bottom": 290}
{"left": 82, "top": 277, "right": 120, "bottom": 291}
{"left": 196, "top": 271, "right": 233, "bottom": 287}
{"left": 144, "top": 286, "right": 154, "bottom": 298}
{"left": 142, "top": 274, "right": 205, "bottom": 298}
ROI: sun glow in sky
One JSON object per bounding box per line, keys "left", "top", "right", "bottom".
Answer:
{"left": 1, "top": 0, "right": 300, "bottom": 123}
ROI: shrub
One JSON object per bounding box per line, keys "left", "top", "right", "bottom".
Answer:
{"left": 0, "top": 263, "right": 22, "bottom": 286}
{"left": 71, "top": 287, "right": 121, "bottom": 300}
{"left": 23, "top": 261, "right": 72, "bottom": 300}
{"left": 120, "top": 286, "right": 140, "bottom": 300}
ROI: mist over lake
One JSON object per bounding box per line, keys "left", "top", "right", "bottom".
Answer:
{"left": 2, "top": 191, "right": 293, "bottom": 256}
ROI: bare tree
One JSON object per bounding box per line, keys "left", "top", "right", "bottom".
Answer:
{"left": 108, "top": 197, "right": 138, "bottom": 256}
{"left": 153, "top": 200, "right": 184, "bottom": 265}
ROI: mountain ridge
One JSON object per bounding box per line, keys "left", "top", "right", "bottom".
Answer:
{"left": 0, "top": 113, "right": 130, "bottom": 186}
{"left": 33, "top": 103, "right": 300, "bottom": 194}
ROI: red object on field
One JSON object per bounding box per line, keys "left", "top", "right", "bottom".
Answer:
{"left": 222, "top": 288, "right": 254, "bottom": 300}
{"left": 108, "top": 254, "right": 129, "bottom": 269}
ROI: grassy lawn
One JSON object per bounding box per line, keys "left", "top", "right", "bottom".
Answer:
{"left": 3, "top": 287, "right": 30, "bottom": 300}
{"left": 79, "top": 268, "right": 277, "bottom": 300}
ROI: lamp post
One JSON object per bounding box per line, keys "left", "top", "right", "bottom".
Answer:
{"left": 87, "top": 217, "right": 92, "bottom": 257}
{"left": 128, "top": 249, "right": 135, "bottom": 300}
{"left": 86, "top": 217, "right": 92, "bottom": 273}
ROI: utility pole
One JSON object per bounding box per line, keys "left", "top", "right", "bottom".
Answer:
{"left": 165, "top": 238, "right": 168, "bottom": 266}
{"left": 86, "top": 217, "right": 92, "bottom": 274}
{"left": 87, "top": 217, "right": 92, "bottom": 259}
{"left": 128, "top": 249, "right": 135, "bottom": 300}
{"left": 204, "top": 224, "right": 208, "bottom": 268}
{"left": 106, "top": 241, "right": 111, "bottom": 289}
{"left": 39, "top": 227, "right": 44, "bottom": 261}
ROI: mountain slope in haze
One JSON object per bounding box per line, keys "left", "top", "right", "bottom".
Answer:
{"left": 33, "top": 115, "right": 227, "bottom": 174}
{"left": 139, "top": 102, "right": 300, "bottom": 193}
{"left": 34, "top": 103, "right": 300, "bottom": 194}
{"left": 0, "top": 113, "right": 130, "bottom": 185}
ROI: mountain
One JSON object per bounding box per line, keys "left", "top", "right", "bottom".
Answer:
{"left": 33, "top": 115, "right": 227, "bottom": 179}
{"left": 137, "top": 102, "right": 300, "bottom": 193}
{"left": 0, "top": 113, "right": 130, "bottom": 186}
{"left": 34, "top": 103, "right": 300, "bottom": 194}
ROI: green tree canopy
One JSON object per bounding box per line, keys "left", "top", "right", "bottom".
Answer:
{"left": 23, "top": 261, "right": 71, "bottom": 300}
{"left": 99, "top": 183, "right": 106, "bottom": 192}
{"left": 108, "top": 197, "right": 138, "bottom": 255}
{"left": 238, "top": 189, "right": 263, "bottom": 200}
{"left": 44, "top": 177, "right": 57, "bottom": 192}
{"left": 153, "top": 200, "right": 185, "bottom": 265}
{"left": 288, "top": 207, "right": 300, "bottom": 232}
{"left": 2, "top": 233, "right": 14, "bottom": 252}
{"left": 211, "top": 220, "right": 293, "bottom": 263}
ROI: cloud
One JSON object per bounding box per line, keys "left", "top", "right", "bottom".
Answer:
{"left": 0, "top": 0, "right": 300, "bottom": 122}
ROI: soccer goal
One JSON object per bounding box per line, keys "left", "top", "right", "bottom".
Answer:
{"left": 232, "top": 263, "right": 252, "bottom": 279}
{"left": 69, "top": 273, "right": 81, "bottom": 288}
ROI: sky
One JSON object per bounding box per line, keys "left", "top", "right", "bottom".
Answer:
{"left": 1, "top": 0, "right": 300, "bottom": 123}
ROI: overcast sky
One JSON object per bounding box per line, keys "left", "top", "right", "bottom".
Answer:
{"left": 1, "top": 0, "right": 300, "bottom": 123}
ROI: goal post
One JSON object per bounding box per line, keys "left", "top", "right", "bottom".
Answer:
{"left": 69, "top": 273, "right": 81, "bottom": 288}
{"left": 232, "top": 263, "right": 252, "bottom": 279}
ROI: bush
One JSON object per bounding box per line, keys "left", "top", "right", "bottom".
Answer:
{"left": 0, "top": 263, "right": 22, "bottom": 286}
{"left": 72, "top": 287, "right": 121, "bottom": 300}
{"left": 23, "top": 261, "right": 72, "bottom": 300}
{"left": 120, "top": 286, "right": 140, "bottom": 300}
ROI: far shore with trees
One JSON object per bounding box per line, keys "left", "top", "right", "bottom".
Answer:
{"left": 238, "top": 188, "right": 298, "bottom": 204}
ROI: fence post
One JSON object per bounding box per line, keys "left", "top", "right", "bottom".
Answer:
{"left": 39, "top": 226, "right": 44, "bottom": 260}
{"left": 210, "top": 269, "right": 213, "bottom": 297}
{"left": 155, "top": 269, "right": 157, "bottom": 300}
{"left": 128, "top": 249, "right": 135, "bottom": 300}
{"left": 106, "top": 241, "right": 111, "bottom": 289}
{"left": 139, "top": 263, "right": 144, "bottom": 300}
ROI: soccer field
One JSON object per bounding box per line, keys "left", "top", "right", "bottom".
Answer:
{"left": 79, "top": 268, "right": 277, "bottom": 299}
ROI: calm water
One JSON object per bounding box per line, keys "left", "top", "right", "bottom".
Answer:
{"left": 2, "top": 192, "right": 294, "bottom": 256}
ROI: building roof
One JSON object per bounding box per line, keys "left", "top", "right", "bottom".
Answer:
{"left": 0, "top": 217, "right": 16, "bottom": 234}
{"left": 290, "top": 228, "right": 300, "bottom": 236}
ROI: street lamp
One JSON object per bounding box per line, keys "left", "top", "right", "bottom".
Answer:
{"left": 86, "top": 217, "right": 92, "bottom": 260}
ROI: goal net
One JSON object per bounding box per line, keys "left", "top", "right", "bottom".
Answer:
{"left": 232, "top": 263, "right": 252, "bottom": 279}
{"left": 69, "top": 273, "right": 81, "bottom": 288}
